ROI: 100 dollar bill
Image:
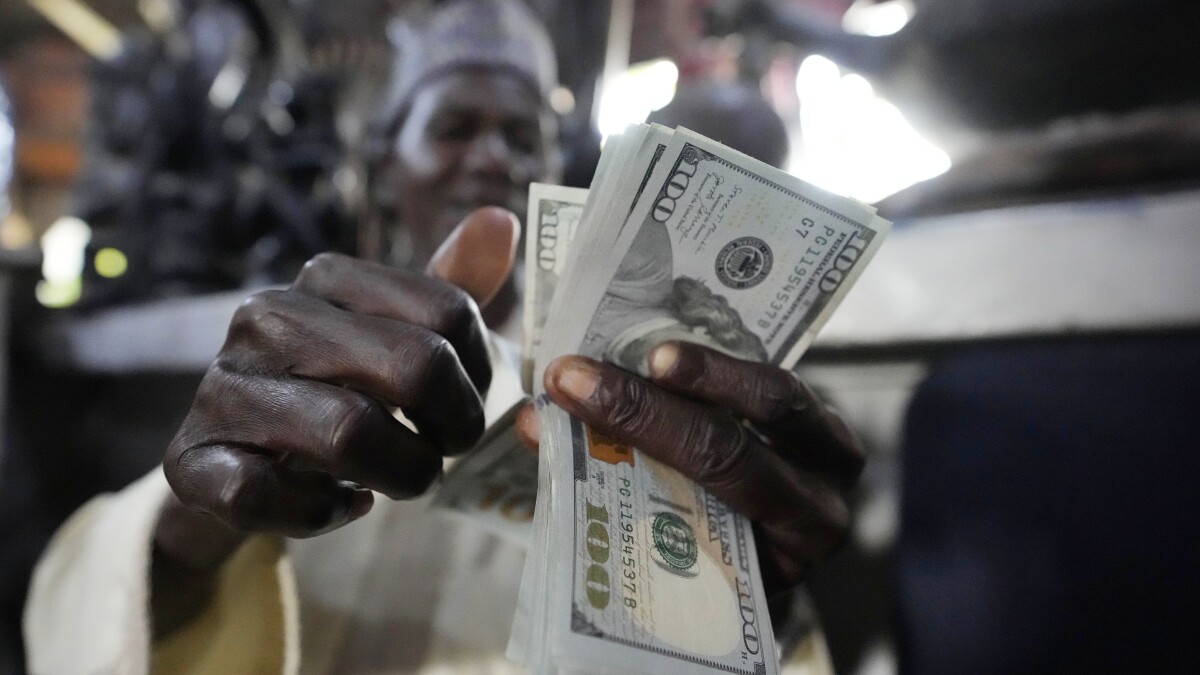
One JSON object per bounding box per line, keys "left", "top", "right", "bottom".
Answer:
{"left": 537, "top": 128, "right": 888, "bottom": 674}
{"left": 522, "top": 184, "right": 589, "bottom": 392}
{"left": 432, "top": 403, "right": 538, "bottom": 546}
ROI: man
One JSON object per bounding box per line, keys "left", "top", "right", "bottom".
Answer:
{"left": 25, "top": 1, "right": 862, "bottom": 672}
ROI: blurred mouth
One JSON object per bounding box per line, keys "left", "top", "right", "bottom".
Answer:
{"left": 453, "top": 186, "right": 525, "bottom": 216}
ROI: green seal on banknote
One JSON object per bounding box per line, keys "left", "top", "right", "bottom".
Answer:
{"left": 651, "top": 512, "right": 699, "bottom": 572}
{"left": 715, "top": 236, "right": 773, "bottom": 289}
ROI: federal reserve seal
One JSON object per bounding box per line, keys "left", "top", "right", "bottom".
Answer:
{"left": 651, "top": 512, "right": 698, "bottom": 573}
{"left": 715, "top": 237, "right": 773, "bottom": 289}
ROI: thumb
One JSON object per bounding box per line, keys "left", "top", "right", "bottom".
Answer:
{"left": 426, "top": 206, "right": 520, "bottom": 307}
{"left": 515, "top": 400, "right": 539, "bottom": 453}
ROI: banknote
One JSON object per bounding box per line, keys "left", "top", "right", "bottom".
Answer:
{"left": 519, "top": 126, "right": 889, "bottom": 674}
{"left": 432, "top": 403, "right": 538, "bottom": 546}
{"left": 510, "top": 127, "right": 676, "bottom": 672}
{"left": 522, "top": 184, "right": 589, "bottom": 393}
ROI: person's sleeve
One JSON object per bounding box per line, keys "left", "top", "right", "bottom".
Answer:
{"left": 22, "top": 469, "right": 300, "bottom": 675}
{"left": 24, "top": 469, "right": 171, "bottom": 674}
{"left": 149, "top": 535, "right": 295, "bottom": 675}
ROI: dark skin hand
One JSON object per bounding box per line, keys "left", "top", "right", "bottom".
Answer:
{"left": 152, "top": 206, "right": 863, "bottom": 638}
{"left": 151, "top": 207, "right": 519, "bottom": 636}
{"left": 516, "top": 345, "right": 864, "bottom": 600}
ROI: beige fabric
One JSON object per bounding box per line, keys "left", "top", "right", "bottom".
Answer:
{"left": 150, "top": 536, "right": 290, "bottom": 674}
{"left": 24, "top": 469, "right": 166, "bottom": 674}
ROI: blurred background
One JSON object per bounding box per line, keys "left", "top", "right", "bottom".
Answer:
{"left": 1, "top": 1, "right": 1198, "bottom": 673}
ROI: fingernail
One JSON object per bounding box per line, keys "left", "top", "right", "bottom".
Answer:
{"left": 554, "top": 358, "right": 599, "bottom": 401}
{"left": 349, "top": 489, "right": 374, "bottom": 521}
{"left": 789, "top": 373, "right": 812, "bottom": 412}
{"left": 515, "top": 403, "right": 540, "bottom": 453}
{"left": 648, "top": 343, "right": 679, "bottom": 378}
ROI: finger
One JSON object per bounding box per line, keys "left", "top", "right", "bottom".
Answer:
{"left": 167, "top": 443, "right": 374, "bottom": 538}
{"left": 544, "top": 356, "right": 848, "bottom": 564}
{"left": 515, "top": 401, "right": 539, "bottom": 452}
{"left": 174, "top": 366, "right": 444, "bottom": 499}
{"left": 426, "top": 206, "right": 519, "bottom": 307}
{"left": 291, "top": 254, "right": 492, "bottom": 396}
{"left": 647, "top": 342, "right": 865, "bottom": 489}
{"left": 225, "top": 290, "right": 485, "bottom": 454}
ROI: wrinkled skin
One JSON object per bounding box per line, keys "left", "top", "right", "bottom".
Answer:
{"left": 153, "top": 208, "right": 864, "bottom": 637}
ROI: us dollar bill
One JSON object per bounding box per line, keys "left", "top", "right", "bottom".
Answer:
{"left": 530, "top": 127, "right": 889, "bottom": 674}
{"left": 432, "top": 403, "right": 538, "bottom": 546}
{"left": 522, "top": 184, "right": 589, "bottom": 392}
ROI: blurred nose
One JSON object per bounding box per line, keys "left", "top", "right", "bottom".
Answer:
{"left": 463, "top": 128, "right": 515, "bottom": 177}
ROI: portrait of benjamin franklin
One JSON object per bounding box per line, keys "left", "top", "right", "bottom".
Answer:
{"left": 605, "top": 276, "right": 767, "bottom": 377}
{"left": 588, "top": 214, "right": 766, "bottom": 376}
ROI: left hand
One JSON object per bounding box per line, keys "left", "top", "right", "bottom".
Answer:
{"left": 517, "top": 341, "right": 863, "bottom": 598}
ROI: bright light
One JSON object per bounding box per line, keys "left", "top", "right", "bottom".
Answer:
{"left": 41, "top": 216, "right": 91, "bottom": 283}
{"left": 94, "top": 247, "right": 128, "bottom": 278}
{"left": 790, "top": 55, "right": 950, "bottom": 203}
{"left": 35, "top": 278, "right": 81, "bottom": 308}
{"left": 138, "top": 0, "right": 178, "bottom": 33}
{"left": 38, "top": 216, "right": 91, "bottom": 307}
{"left": 549, "top": 86, "right": 576, "bottom": 115}
{"left": 209, "top": 62, "right": 249, "bottom": 110}
{"left": 842, "top": 0, "right": 914, "bottom": 37}
{"left": 596, "top": 59, "right": 679, "bottom": 141}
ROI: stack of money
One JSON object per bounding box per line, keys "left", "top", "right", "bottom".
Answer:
{"left": 439, "top": 124, "right": 890, "bottom": 673}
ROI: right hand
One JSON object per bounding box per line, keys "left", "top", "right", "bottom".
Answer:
{"left": 162, "top": 207, "right": 519, "bottom": 542}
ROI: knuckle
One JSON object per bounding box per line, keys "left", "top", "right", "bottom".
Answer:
{"left": 166, "top": 405, "right": 204, "bottom": 464}
{"left": 408, "top": 334, "right": 458, "bottom": 388}
{"left": 603, "top": 376, "right": 657, "bottom": 438}
{"left": 161, "top": 439, "right": 190, "bottom": 489}
{"left": 427, "top": 287, "right": 478, "bottom": 338}
{"left": 295, "top": 251, "right": 349, "bottom": 286}
{"left": 165, "top": 403, "right": 228, "bottom": 490}
{"left": 760, "top": 374, "right": 800, "bottom": 423}
{"left": 691, "top": 421, "right": 756, "bottom": 489}
{"left": 325, "top": 396, "right": 376, "bottom": 472}
{"left": 229, "top": 290, "right": 295, "bottom": 342}
{"left": 211, "top": 463, "right": 262, "bottom": 532}
{"left": 191, "top": 370, "right": 261, "bottom": 444}
{"left": 198, "top": 357, "right": 237, "bottom": 396}
{"left": 211, "top": 349, "right": 244, "bottom": 379}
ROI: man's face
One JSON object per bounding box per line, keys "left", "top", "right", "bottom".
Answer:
{"left": 391, "top": 67, "right": 554, "bottom": 266}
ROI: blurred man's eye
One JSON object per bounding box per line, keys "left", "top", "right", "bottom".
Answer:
{"left": 431, "top": 116, "right": 476, "bottom": 141}
{"left": 506, "top": 122, "right": 540, "bottom": 154}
